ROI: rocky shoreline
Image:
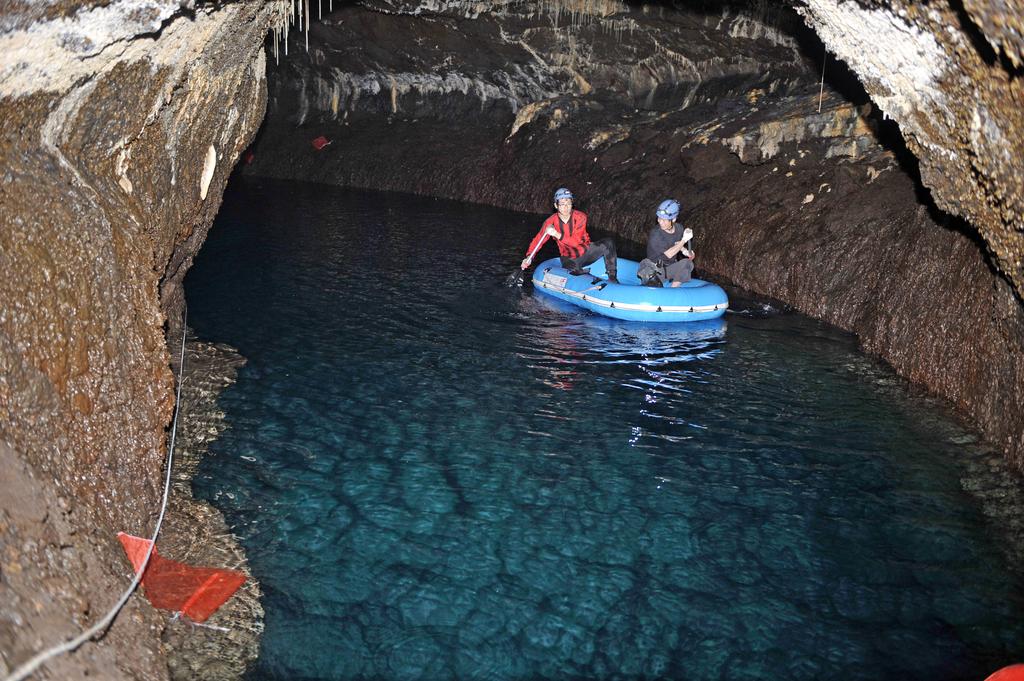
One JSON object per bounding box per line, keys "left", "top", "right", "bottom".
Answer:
{"left": 159, "top": 334, "right": 263, "bottom": 680}
{"left": 0, "top": 335, "right": 261, "bottom": 680}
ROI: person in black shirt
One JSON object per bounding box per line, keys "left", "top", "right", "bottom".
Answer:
{"left": 645, "top": 199, "right": 693, "bottom": 287}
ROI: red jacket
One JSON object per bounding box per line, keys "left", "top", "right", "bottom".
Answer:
{"left": 526, "top": 210, "right": 591, "bottom": 260}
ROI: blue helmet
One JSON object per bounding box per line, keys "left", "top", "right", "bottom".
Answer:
{"left": 554, "top": 187, "right": 573, "bottom": 202}
{"left": 657, "top": 199, "right": 680, "bottom": 220}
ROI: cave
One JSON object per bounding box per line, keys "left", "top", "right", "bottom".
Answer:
{"left": 2, "top": 0, "right": 1023, "bottom": 678}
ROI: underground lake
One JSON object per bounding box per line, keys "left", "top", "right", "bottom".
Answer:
{"left": 183, "top": 178, "right": 1024, "bottom": 681}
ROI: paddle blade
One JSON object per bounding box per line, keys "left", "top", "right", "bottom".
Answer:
{"left": 505, "top": 268, "right": 525, "bottom": 286}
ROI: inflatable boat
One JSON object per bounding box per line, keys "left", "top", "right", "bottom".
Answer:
{"left": 531, "top": 257, "right": 728, "bottom": 322}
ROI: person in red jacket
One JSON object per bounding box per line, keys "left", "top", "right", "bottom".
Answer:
{"left": 521, "top": 187, "right": 619, "bottom": 283}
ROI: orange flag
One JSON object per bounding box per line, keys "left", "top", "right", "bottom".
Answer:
{"left": 118, "top": 532, "right": 246, "bottom": 623}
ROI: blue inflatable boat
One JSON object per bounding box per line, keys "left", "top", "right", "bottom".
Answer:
{"left": 531, "top": 257, "right": 729, "bottom": 322}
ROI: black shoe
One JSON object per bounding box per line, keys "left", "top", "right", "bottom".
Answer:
{"left": 643, "top": 278, "right": 662, "bottom": 287}
{"left": 568, "top": 267, "right": 584, "bottom": 276}
{"left": 607, "top": 276, "right": 619, "bottom": 284}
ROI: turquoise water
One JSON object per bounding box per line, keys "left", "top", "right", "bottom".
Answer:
{"left": 186, "top": 179, "right": 1024, "bottom": 680}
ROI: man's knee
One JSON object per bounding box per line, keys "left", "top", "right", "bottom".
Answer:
{"left": 672, "top": 260, "right": 693, "bottom": 282}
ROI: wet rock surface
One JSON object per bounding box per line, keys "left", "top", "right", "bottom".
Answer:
{"left": 0, "top": 338, "right": 261, "bottom": 680}
{"left": 1, "top": 0, "right": 276, "bottom": 677}
{"left": 0, "top": 442, "right": 170, "bottom": 680}
{"left": 798, "top": 0, "right": 1024, "bottom": 304}
{"left": 161, "top": 336, "right": 262, "bottom": 681}
{"left": 244, "top": 0, "right": 1024, "bottom": 469}
{"left": 1, "top": 0, "right": 272, "bottom": 530}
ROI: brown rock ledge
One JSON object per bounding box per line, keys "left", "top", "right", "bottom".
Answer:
{"left": 0, "top": 335, "right": 261, "bottom": 680}
{"left": 159, "top": 334, "right": 262, "bottom": 681}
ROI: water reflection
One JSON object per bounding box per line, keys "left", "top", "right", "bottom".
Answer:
{"left": 516, "top": 295, "right": 728, "bottom": 394}
{"left": 527, "top": 294, "right": 728, "bottom": 365}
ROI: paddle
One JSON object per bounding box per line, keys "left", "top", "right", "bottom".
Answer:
{"left": 505, "top": 237, "right": 545, "bottom": 286}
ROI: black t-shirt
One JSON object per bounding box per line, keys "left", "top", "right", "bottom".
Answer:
{"left": 648, "top": 224, "right": 684, "bottom": 263}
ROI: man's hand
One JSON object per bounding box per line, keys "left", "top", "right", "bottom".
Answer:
{"left": 682, "top": 227, "right": 693, "bottom": 242}
{"left": 521, "top": 256, "right": 532, "bottom": 269}
{"left": 545, "top": 225, "right": 561, "bottom": 239}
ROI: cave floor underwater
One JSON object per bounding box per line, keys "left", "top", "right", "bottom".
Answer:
{"left": 183, "top": 178, "right": 1024, "bottom": 681}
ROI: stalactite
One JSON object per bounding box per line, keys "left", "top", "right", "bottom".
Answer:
{"left": 267, "top": 0, "right": 289, "bottom": 64}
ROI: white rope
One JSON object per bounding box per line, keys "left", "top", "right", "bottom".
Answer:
{"left": 171, "top": 612, "right": 230, "bottom": 633}
{"left": 4, "top": 306, "right": 190, "bottom": 681}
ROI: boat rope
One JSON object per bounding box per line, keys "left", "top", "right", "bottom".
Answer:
{"left": 537, "top": 279, "right": 727, "bottom": 314}
{"left": 4, "top": 305, "right": 190, "bottom": 681}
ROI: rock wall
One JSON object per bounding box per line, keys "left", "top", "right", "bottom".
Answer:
{"left": 798, "top": 0, "right": 1024, "bottom": 302}
{"left": 0, "top": 0, "right": 279, "bottom": 677}
{"left": 792, "top": 0, "right": 1024, "bottom": 462}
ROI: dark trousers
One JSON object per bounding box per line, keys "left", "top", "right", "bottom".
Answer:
{"left": 659, "top": 257, "right": 693, "bottom": 283}
{"left": 561, "top": 237, "right": 618, "bottom": 279}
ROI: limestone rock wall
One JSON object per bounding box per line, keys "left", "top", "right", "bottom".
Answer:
{"left": 0, "top": 0, "right": 279, "bottom": 676}
{"left": 797, "top": 0, "right": 1024, "bottom": 332}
